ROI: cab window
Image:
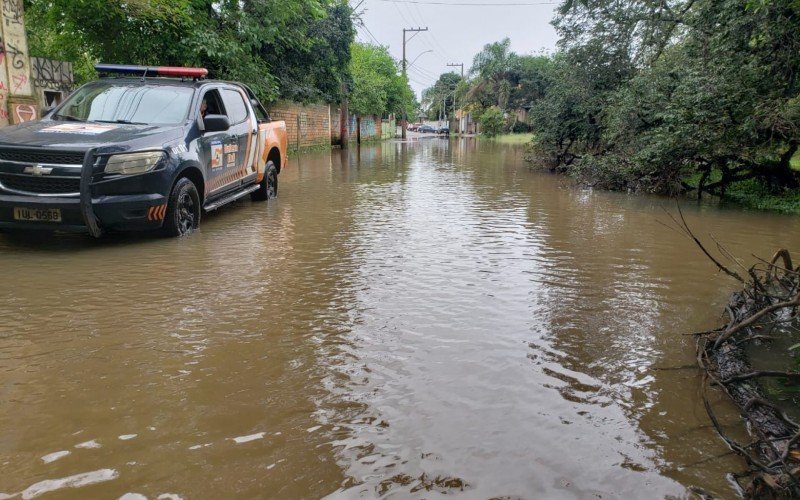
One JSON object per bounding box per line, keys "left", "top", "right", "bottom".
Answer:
{"left": 220, "top": 89, "right": 249, "bottom": 124}
{"left": 200, "top": 89, "right": 225, "bottom": 118}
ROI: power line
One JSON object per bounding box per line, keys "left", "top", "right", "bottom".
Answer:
{"left": 377, "top": 0, "right": 557, "bottom": 5}
{"left": 408, "top": 65, "right": 439, "bottom": 80}
{"left": 392, "top": 2, "right": 414, "bottom": 27}
{"left": 359, "top": 23, "right": 385, "bottom": 46}
{"left": 408, "top": 2, "right": 456, "bottom": 61}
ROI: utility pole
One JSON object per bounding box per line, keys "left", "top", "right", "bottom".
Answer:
{"left": 447, "top": 63, "right": 464, "bottom": 133}
{"left": 401, "top": 27, "right": 427, "bottom": 139}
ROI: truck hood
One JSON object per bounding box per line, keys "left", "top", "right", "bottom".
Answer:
{"left": 0, "top": 119, "right": 186, "bottom": 151}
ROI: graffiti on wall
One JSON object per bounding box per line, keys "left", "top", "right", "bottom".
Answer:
{"left": 2, "top": 0, "right": 22, "bottom": 26}
{"left": 299, "top": 112, "right": 308, "bottom": 138}
{"left": 10, "top": 101, "right": 35, "bottom": 123}
{"left": 32, "top": 58, "right": 73, "bottom": 92}
{"left": 0, "top": 0, "right": 30, "bottom": 97}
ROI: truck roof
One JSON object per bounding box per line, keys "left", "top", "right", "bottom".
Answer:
{"left": 95, "top": 77, "right": 241, "bottom": 89}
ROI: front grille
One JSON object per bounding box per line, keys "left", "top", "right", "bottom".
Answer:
{"left": 0, "top": 148, "right": 86, "bottom": 165}
{"left": 0, "top": 173, "right": 80, "bottom": 194}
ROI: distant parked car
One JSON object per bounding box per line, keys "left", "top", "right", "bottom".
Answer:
{"left": 407, "top": 123, "right": 419, "bottom": 131}
{"left": 418, "top": 125, "right": 436, "bottom": 133}
{"left": 437, "top": 127, "right": 450, "bottom": 135}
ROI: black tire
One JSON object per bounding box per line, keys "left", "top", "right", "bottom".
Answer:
{"left": 163, "top": 177, "right": 201, "bottom": 237}
{"left": 251, "top": 161, "right": 278, "bottom": 201}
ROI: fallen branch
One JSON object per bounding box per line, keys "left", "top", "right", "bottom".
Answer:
{"left": 713, "top": 292, "right": 800, "bottom": 349}
{"left": 722, "top": 370, "right": 800, "bottom": 384}
{"left": 674, "top": 207, "right": 800, "bottom": 496}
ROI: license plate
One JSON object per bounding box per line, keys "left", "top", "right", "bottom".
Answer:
{"left": 13, "top": 207, "right": 62, "bottom": 222}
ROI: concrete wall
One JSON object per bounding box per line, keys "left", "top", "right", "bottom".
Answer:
{"left": 359, "top": 115, "right": 381, "bottom": 141}
{"left": 31, "top": 57, "right": 73, "bottom": 108}
{"left": 381, "top": 117, "right": 396, "bottom": 139}
{"left": 0, "top": 0, "right": 37, "bottom": 126}
{"left": 330, "top": 108, "right": 357, "bottom": 146}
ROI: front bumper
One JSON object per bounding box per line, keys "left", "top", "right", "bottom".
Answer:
{"left": 0, "top": 149, "right": 170, "bottom": 236}
{"left": 0, "top": 192, "right": 168, "bottom": 233}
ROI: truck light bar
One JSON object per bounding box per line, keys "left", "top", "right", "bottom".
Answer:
{"left": 95, "top": 64, "right": 208, "bottom": 78}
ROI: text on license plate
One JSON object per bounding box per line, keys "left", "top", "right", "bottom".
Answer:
{"left": 13, "top": 207, "right": 62, "bottom": 222}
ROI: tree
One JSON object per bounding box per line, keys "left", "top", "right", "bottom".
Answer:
{"left": 421, "top": 72, "right": 461, "bottom": 120}
{"left": 528, "top": 0, "right": 800, "bottom": 195}
{"left": 24, "top": 0, "right": 355, "bottom": 104}
{"left": 348, "top": 43, "right": 415, "bottom": 117}
{"left": 468, "top": 38, "right": 517, "bottom": 111}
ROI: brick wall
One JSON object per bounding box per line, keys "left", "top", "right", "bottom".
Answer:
{"left": 268, "top": 101, "right": 331, "bottom": 149}
{"left": 270, "top": 102, "right": 391, "bottom": 148}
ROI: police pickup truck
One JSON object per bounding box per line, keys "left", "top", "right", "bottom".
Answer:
{"left": 0, "top": 64, "right": 288, "bottom": 237}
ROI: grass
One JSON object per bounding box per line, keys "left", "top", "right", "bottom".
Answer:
{"left": 723, "top": 179, "right": 800, "bottom": 214}
{"left": 792, "top": 151, "right": 800, "bottom": 171}
{"left": 485, "top": 133, "right": 534, "bottom": 145}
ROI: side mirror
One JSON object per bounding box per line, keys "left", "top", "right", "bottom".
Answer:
{"left": 203, "top": 114, "right": 230, "bottom": 133}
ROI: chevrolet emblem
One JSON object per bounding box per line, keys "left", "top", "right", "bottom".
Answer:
{"left": 23, "top": 164, "right": 53, "bottom": 176}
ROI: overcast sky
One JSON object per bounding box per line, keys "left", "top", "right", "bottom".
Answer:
{"left": 353, "top": 0, "right": 561, "bottom": 98}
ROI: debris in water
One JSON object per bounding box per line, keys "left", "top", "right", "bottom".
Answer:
{"left": 19, "top": 468, "right": 118, "bottom": 499}
{"left": 41, "top": 451, "right": 70, "bottom": 464}
{"left": 231, "top": 432, "right": 265, "bottom": 444}
{"left": 74, "top": 440, "right": 101, "bottom": 449}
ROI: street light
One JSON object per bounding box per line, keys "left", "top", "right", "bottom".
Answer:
{"left": 407, "top": 50, "right": 433, "bottom": 70}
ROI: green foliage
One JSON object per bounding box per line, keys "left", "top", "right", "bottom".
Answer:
{"left": 348, "top": 43, "right": 415, "bottom": 117}
{"left": 468, "top": 38, "right": 514, "bottom": 111}
{"left": 511, "top": 121, "right": 532, "bottom": 134}
{"left": 480, "top": 106, "right": 505, "bottom": 137}
{"left": 721, "top": 179, "right": 800, "bottom": 214}
{"left": 453, "top": 40, "right": 553, "bottom": 125}
{"left": 421, "top": 72, "right": 461, "bottom": 120}
{"left": 524, "top": 0, "right": 800, "bottom": 201}
{"left": 24, "top": 0, "right": 355, "bottom": 104}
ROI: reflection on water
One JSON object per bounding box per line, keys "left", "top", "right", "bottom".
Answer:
{"left": 2, "top": 138, "right": 800, "bottom": 498}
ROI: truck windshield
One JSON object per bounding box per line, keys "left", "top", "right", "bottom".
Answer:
{"left": 54, "top": 82, "right": 194, "bottom": 125}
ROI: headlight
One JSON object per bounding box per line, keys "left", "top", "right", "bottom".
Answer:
{"left": 104, "top": 151, "right": 166, "bottom": 175}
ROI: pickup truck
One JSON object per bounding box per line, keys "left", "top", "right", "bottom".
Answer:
{"left": 0, "top": 64, "right": 288, "bottom": 237}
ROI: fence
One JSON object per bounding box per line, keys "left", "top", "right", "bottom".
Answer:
{"left": 269, "top": 101, "right": 393, "bottom": 149}
{"left": 381, "top": 118, "right": 396, "bottom": 139}
{"left": 268, "top": 101, "right": 331, "bottom": 149}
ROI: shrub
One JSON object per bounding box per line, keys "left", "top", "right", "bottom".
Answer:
{"left": 480, "top": 106, "right": 505, "bottom": 137}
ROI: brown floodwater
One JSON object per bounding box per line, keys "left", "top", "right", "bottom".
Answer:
{"left": 2, "top": 138, "right": 800, "bottom": 499}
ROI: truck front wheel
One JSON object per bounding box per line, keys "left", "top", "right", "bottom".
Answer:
{"left": 251, "top": 161, "right": 278, "bottom": 201}
{"left": 163, "top": 177, "right": 201, "bottom": 237}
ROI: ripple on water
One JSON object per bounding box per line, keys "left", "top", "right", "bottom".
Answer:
{"left": 2, "top": 141, "right": 799, "bottom": 498}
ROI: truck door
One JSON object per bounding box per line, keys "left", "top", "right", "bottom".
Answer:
{"left": 197, "top": 88, "right": 237, "bottom": 195}
{"left": 219, "top": 88, "right": 255, "bottom": 183}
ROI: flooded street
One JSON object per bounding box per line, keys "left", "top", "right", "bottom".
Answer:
{"left": 3, "top": 138, "right": 800, "bottom": 498}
